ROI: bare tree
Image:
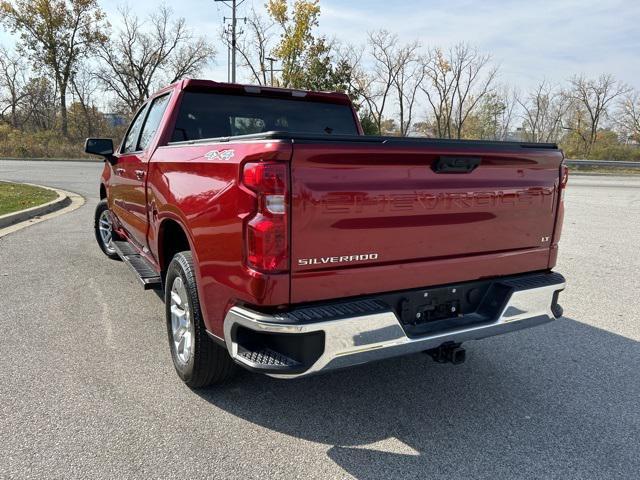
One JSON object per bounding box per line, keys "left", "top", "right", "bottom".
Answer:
{"left": 420, "top": 48, "right": 455, "bottom": 138}
{"left": 392, "top": 42, "right": 425, "bottom": 136}
{"left": 70, "top": 63, "right": 102, "bottom": 136}
{"left": 95, "top": 6, "right": 215, "bottom": 112}
{"left": 226, "top": 8, "right": 276, "bottom": 85}
{"left": 358, "top": 30, "right": 427, "bottom": 136}
{"left": 617, "top": 91, "right": 640, "bottom": 143}
{"left": 20, "top": 76, "right": 58, "bottom": 131}
{"left": 518, "top": 80, "right": 570, "bottom": 143}
{"left": 566, "top": 74, "right": 630, "bottom": 155}
{"left": 0, "top": 46, "right": 28, "bottom": 128}
{"left": 421, "top": 43, "right": 498, "bottom": 139}
{"left": 496, "top": 87, "right": 518, "bottom": 140}
{"left": 479, "top": 86, "right": 518, "bottom": 140}
{"left": 344, "top": 47, "right": 376, "bottom": 120}
{"left": 356, "top": 31, "right": 398, "bottom": 135}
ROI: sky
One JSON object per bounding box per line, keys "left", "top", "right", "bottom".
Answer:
{"left": 1, "top": 0, "right": 639, "bottom": 91}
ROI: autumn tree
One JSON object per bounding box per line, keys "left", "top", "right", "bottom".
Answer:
{"left": 464, "top": 87, "right": 517, "bottom": 140}
{"left": 229, "top": 1, "right": 355, "bottom": 94}
{"left": 267, "top": 0, "right": 321, "bottom": 88}
{"left": 0, "top": 0, "right": 108, "bottom": 135}
{"left": 95, "top": 6, "right": 215, "bottom": 112}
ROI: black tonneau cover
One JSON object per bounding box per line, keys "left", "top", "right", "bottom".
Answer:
{"left": 168, "top": 131, "right": 558, "bottom": 151}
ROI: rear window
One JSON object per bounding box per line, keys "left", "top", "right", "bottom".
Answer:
{"left": 171, "top": 92, "right": 358, "bottom": 142}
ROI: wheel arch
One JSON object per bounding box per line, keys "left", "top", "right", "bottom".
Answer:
{"left": 157, "top": 217, "right": 194, "bottom": 278}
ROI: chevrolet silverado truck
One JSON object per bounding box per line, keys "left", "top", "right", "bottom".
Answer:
{"left": 86, "top": 79, "right": 567, "bottom": 388}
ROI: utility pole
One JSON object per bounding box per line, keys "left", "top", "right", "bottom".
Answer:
{"left": 264, "top": 57, "right": 282, "bottom": 86}
{"left": 231, "top": 0, "right": 237, "bottom": 83}
{"left": 265, "top": 57, "right": 275, "bottom": 86}
{"left": 215, "top": 0, "right": 245, "bottom": 83}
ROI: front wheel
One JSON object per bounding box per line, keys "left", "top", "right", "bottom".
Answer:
{"left": 165, "top": 251, "right": 236, "bottom": 388}
{"left": 94, "top": 199, "right": 120, "bottom": 260}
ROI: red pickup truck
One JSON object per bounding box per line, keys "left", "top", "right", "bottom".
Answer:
{"left": 86, "top": 79, "right": 567, "bottom": 388}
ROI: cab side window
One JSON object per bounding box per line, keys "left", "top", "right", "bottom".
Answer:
{"left": 138, "top": 94, "right": 171, "bottom": 151}
{"left": 121, "top": 105, "right": 148, "bottom": 154}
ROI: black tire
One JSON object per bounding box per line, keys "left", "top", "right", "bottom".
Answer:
{"left": 165, "top": 251, "right": 236, "bottom": 388}
{"left": 94, "top": 199, "right": 121, "bottom": 260}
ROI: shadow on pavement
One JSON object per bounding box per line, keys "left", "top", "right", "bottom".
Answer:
{"left": 197, "top": 317, "right": 640, "bottom": 479}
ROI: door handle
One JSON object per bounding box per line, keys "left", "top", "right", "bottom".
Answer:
{"left": 115, "top": 168, "right": 125, "bottom": 175}
{"left": 134, "top": 169, "right": 145, "bottom": 180}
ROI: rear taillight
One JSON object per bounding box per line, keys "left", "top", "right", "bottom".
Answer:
{"left": 242, "top": 162, "right": 289, "bottom": 273}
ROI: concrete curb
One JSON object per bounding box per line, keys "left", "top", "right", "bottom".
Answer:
{"left": 0, "top": 183, "right": 72, "bottom": 229}
{"left": 0, "top": 157, "right": 100, "bottom": 163}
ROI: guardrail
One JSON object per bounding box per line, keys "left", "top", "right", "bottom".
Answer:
{"left": 565, "top": 159, "right": 640, "bottom": 169}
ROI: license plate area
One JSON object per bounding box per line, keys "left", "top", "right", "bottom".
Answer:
{"left": 378, "top": 279, "right": 512, "bottom": 338}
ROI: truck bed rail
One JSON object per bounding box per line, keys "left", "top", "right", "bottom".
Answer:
{"left": 167, "top": 131, "right": 559, "bottom": 150}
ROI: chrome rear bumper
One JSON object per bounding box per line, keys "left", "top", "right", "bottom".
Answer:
{"left": 223, "top": 272, "right": 565, "bottom": 378}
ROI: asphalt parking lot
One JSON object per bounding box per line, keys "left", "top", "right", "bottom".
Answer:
{"left": 0, "top": 160, "right": 639, "bottom": 479}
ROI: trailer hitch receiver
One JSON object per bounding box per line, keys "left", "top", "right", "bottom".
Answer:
{"left": 425, "top": 342, "right": 466, "bottom": 365}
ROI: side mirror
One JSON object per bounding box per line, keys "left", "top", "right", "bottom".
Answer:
{"left": 85, "top": 138, "right": 114, "bottom": 160}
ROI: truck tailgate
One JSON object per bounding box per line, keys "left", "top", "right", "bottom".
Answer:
{"left": 290, "top": 141, "right": 563, "bottom": 304}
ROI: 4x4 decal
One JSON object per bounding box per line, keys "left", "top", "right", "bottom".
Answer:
{"left": 204, "top": 149, "right": 235, "bottom": 161}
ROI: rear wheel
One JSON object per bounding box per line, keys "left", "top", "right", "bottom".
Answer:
{"left": 94, "top": 199, "right": 120, "bottom": 260}
{"left": 165, "top": 251, "right": 236, "bottom": 388}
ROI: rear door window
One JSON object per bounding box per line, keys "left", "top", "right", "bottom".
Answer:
{"left": 121, "top": 105, "right": 148, "bottom": 154}
{"left": 138, "top": 94, "right": 171, "bottom": 151}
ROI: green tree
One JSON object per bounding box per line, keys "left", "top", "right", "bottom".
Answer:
{"left": 359, "top": 113, "right": 378, "bottom": 135}
{"left": 0, "top": 0, "right": 108, "bottom": 136}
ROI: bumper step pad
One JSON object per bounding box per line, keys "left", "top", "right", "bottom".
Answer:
{"left": 273, "top": 299, "right": 388, "bottom": 323}
{"left": 237, "top": 347, "right": 301, "bottom": 370}
{"left": 112, "top": 241, "right": 161, "bottom": 290}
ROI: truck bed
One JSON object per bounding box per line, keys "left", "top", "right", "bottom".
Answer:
{"left": 170, "top": 130, "right": 564, "bottom": 305}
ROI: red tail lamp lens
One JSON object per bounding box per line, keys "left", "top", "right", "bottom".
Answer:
{"left": 243, "top": 162, "right": 287, "bottom": 194}
{"left": 242, "top": 162, "right": 289, "bottom": 273}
